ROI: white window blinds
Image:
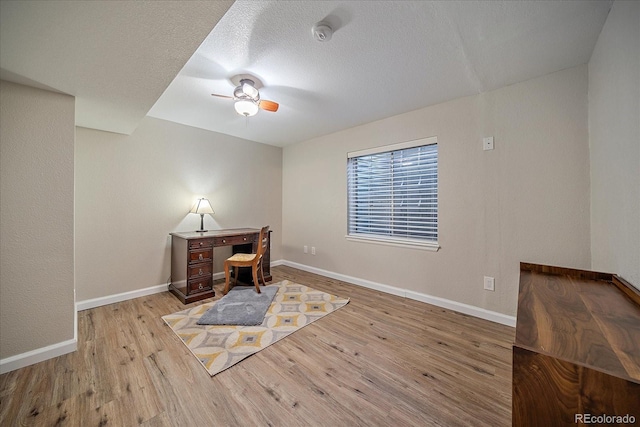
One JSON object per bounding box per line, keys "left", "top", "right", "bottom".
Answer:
{"left": 347, "top": 137, "right": 438, "bottom": 245}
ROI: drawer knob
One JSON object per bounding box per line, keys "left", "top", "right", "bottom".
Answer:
{"left": 222, "top": 239, "right": 226, "bottom": 243}
{"left": 198, "top": 283, "right": 203, "bottom": 290}
{"left": 199, "top": 268, "right": 203, "bottom": 276}
{"left": 243, "top": 237, "right": 247, "bottom": 241}
{"left": 198, "top": 253, "right": 203, "bottom": 261}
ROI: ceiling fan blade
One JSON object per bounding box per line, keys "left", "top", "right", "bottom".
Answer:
{"left": 211, "top": 93, "right": 233, "bottom": 99}
{"left": 259, "top": 100, "right": 279, "bottom": 112}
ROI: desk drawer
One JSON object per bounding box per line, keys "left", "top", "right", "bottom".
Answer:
{"left": 188, "top": 277, "right": 212, "bottom": 293}
{"left": 189, "top": 239, "right": 213, "bottom": 250}
{"left": 214, "top": 234, "right": 254, "bottom": 246}
{"left": 188, "top": 263, "right": 212, "bottom": 279}
{"left": 189, "top": 248, "right": 212, "bottom": 264}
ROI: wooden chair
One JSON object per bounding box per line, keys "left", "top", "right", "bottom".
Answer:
{"left": 223, "top": 226, "right": 269, "bottom": 295}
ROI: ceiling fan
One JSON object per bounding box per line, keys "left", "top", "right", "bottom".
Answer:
{"left": 211, "top": 74, "right": 279, "bottom": 117}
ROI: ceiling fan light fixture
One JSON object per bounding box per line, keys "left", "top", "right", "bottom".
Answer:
{"left": 234, "top": 99, "right": 259, "bottom": 117}
{"left": 240, "top": 80, "right": 259, "bottom": 99}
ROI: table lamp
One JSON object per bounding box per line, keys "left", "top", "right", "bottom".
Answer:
{"left": 190, "top": 198, "right": 214, "bottom": 232}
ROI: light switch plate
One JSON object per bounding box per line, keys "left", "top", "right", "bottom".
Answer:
{"left": 484, "top": 276, "right": 495, "bottom": 291}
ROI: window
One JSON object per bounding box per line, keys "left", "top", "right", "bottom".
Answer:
{"left": 347, "top": 137, "right": 438, "bottom": 250}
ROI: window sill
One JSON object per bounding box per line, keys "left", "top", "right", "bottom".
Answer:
{"left": 345, "top": 234, "right": 440, "bottom": 251}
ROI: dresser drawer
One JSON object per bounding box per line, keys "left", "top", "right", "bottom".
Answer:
{"left": 188, "top": 278, "right": 212, "bottom": 293}
{"left": 189, "top": 239, "right": 213, "bottom": 250}
{"left": 189, "top": 248, "right": 212, "bottom": 264}
{"left": 214, "top": 234, "right": 254, "bottom": 246}
{"left": 188, "top": 263, "right": 212, "bottom": 279}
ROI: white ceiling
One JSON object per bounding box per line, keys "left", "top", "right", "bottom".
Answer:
{"left": 0, "top": 0, "right": 233, "bottom": 134}
{"left": 1, "top": 1, "right": 612, "bottom": 146}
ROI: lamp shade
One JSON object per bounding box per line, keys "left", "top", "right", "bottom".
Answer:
{"left": 190, "top": 198, "right": 214, "bottom": 214}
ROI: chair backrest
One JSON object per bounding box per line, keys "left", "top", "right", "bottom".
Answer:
{"left": 255, "top": 225, "right": 269, "bottom": 259}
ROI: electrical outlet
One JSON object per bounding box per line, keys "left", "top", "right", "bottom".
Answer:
{"left": 304, "top": 245, "right": 308, "bottom": 254}
{"left": 484, "top": 276, "right": 495, "bottom": 291}
{"left": 311, "top": 246, "right": 316, "bottom": 255}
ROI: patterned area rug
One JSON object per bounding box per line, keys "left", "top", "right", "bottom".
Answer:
{"left": 162, "top": 280, "right": 350, "bottom": 376}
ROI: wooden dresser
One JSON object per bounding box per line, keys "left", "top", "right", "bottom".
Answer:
{"left": 168, "top": 228, "right": 271, "bottom": 304}
{"left": 513, "top": 263, "right": 640, "bottom": 426}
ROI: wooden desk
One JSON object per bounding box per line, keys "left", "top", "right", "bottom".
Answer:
{"left": 512, "top": 263, "right": 640, "bottom": 426}
{"left": 168, "top": 228, "right": 272, "bottom": 304}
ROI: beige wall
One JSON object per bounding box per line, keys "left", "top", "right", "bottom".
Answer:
{"left": 3, "top": 0, "right": 636, "bottom": 364}
{"left": 589, "top": 0, "right": 640, "bottom": 289}
{"left": 283, "top": 65, "right": 591, "bottom": 317}
{"left": 75, "top": 117, "right": 282, "bottom": 301}
{"left": 0, "top": 80, "right": 75, "bottom": 359}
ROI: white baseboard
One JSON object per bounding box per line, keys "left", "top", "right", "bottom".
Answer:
{"left": 76, "top": 283, "right": 170, "bottom": 311}
{"left": 1, "top": 302, "right": 78, "bottom": 375}
{"left": 280, "top": 260, "right": 516, "bottom": 327}
{"left": 75, "top": 266, "right": 281, "bottom": 312}
{"left": 0, "top": 338, "right": 77, "bottom": 375}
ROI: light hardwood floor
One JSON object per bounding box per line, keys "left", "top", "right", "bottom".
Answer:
{"left": 0, "top": 266, "right": 515, "bottom": 426}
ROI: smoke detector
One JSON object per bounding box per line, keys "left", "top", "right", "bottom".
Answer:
{"left": 312, "top": 22, "right": 333, "bottom": 42}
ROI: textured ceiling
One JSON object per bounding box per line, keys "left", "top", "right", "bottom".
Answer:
{"left": 148, "top": 0, "right": 612, "bottom": 146}
{"left": 1, "top": 1, "right": 612, "bottom": 146}
{"left": 0, "top": 0, "right": 233, "bottom": 134}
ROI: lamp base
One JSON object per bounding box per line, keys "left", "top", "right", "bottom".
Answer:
{"left": 196, "top": 214, "right": 207, "bottom": 233}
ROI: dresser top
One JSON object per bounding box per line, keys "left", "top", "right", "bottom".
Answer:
{"left": 170, "top": 228, "right": 260, "bottom": 240}
{"left": 515, "top": 263, "right": 640, "bottom": 382}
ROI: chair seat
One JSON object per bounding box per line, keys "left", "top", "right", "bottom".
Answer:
{"left": 227, "top": 253, "right": 257, "bottom": 262}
